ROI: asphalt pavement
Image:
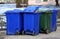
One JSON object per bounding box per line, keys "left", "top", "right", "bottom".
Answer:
{"left": 0, "top": 26, "right": 60, "bottom": 39}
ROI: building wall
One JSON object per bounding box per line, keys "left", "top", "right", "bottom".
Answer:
{"left": 0, "top": 0, "right": 59, "bottom": 5}
{"left": 8, "top": 0, "right": 16, "bottom": 3}
{"left": 28, "top": 0, "right": 56, "bottom": 5}
{"left": 0, "top": 0, "right": 16, "bottom": 3}
{"left": 48, "top": 0, "right": 56, "bottom": 5}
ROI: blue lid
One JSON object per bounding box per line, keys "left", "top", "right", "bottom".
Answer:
{"left": 5, "top": 9, "right": 23, "bottom": 14}
{"left": 13, "top": 9, "right": 23, "bottom": 13}
{"left": 24, "top": 6, "right": 39, "bottom": 12}
{"left": 5, "top": 10, "right": 13, "bottom": 14}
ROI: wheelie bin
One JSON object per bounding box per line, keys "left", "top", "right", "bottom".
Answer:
{"left": 50, "top": 9, "right": 58, "bottom": 32}
{"left": 5, "top": 9, "right": 23, "bottom": 35}
{"left": 42, "top": 6, "right": 58, "bottom": 32}
{"left": 39, "top": 8, "right": 52, "bottom": 34}
{"left": 23, "top": 6, "right": 41, "bottom": 35}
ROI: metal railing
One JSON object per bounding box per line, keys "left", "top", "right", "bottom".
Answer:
{"left": 0, "top": 14, "right": 6, "bottom": 30}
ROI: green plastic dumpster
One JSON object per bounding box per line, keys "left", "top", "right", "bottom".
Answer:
{"left": 39, "top": 8, "right": 52, "bottom": 34}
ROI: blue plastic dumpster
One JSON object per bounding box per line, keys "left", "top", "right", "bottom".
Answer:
{"left": 23, "top": 6, "right": 41, "bottom": 35}
{"left": 5, "top": 9, "right": 23, "bottom": 35}
{"left": 51, "top": 9, "right": 58, "bottom": 32}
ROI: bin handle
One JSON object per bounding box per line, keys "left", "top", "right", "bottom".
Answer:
{"left": 35, "top": 10, "right": 39, "bottom": 13}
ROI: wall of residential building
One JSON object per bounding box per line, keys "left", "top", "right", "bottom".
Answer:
{"left": 0, "top": 0, "right": 7, "bottom": 3}
{"left": 0, "top": 0, "right": 16, "bottom": 3}
{"left": 0, "top": 0, "right": 60, "bottom": 5}
{"left": 28, "top": 0, "right": 56, "bottom": 5}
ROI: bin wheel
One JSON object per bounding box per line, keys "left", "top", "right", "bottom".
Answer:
{"left": 45, "top": 29, "right": 50, "bottom": 34}
{"left": 16, "top": 31, "right": 20, "bottom": 35}
{"left": 22, "top": 31, "right": 25, "bottom": 35}
{"left": 54, "top": 26, "right": 57, "bottom": 31}
{"left": 32, "top": 31, "right": 35, "bottom": 36}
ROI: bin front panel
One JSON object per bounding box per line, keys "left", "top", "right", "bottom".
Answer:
{"left": 40, "top": 13, "right": 48, "bottom": 30}
{"left": 6, "top": 9, "right": 23, "bottom": 35}
{"left": 24, "top": 13, "right": 40, "bottom": 35}
{"left": 24, "top": 14, "right": 34, "bottom": 32}
{"left": 47, "top": 13, "right": 52, "bottom": 32}
{"left": 6, "top": 13, "right": 20, "bottom": 34}
{"left": 40, "top": 12, "right": 52, "bottom": 32}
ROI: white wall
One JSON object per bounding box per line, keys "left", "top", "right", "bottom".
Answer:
{"left": 28, "top": 0, "right": 48, "bottom": 5}
{"left": 28, "top": 0, "right": 57, "bottom": 5}
{"left": 48, "top": 0, "right": 56, "bottom": 5}
{"left": 0, "top": 0, "right": 16, "bottom": 3}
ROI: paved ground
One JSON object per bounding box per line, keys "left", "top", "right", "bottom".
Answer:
{"left": 0, "top": 26, "right": 60, "bottom": 39}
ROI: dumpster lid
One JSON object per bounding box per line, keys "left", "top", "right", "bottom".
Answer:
{"left": 49, "top": 8, "right": 58, "bottom": 13}
{"left": 24, "top": 6, "right": 39, "bottom": 12}
{"left": 13, "top": 9, "right": 23, "bottom": 12}
{"left": 5, "top": 9, "right": 23, "bottom": 14}
{"left": 49, "top": 8, "right": 58, "bottom": 11}
{"left": 48, "top": 6, "right": 58, "bottom": 11}
{"left": 38, "top": 8, "right": 50, "bottom": 12}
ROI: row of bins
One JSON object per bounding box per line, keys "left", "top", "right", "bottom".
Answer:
{"left": 5, "top": 6, "right": 58, "bottom": 36}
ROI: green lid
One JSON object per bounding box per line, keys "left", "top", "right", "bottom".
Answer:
{"left": 38, "top": 8, "right": 51, "bottom": 13}
{"left": 38, "top": 8, "right": 50, "bottom": 11}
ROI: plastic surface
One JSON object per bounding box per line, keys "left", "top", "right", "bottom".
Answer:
{"left": 38, "top": 8, "right": 50, "bottom": 12}
{"left": 24, "top": 6, "right": 39, "bottom": 12}
{"left": 40, "top": 11, "right": 52, "bottom": 33}
{"left": 24, "top": 13, "right": 40, "bottom": 35}
{"left": 51, "top": 9, "right": 58, "bottom": 32}
{"left": 6, "top": 10, "right": 23, "bottom": 35}
{"left": 39, "top": 7, "right": 58, "bottom": 32}
{"left": 23, "top": 6, "right": 40, "bottom": 35}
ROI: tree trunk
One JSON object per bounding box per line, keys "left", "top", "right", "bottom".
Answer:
{"left": 16, "top": 0, "right": 28, "bottom": 8}
{"left": 55, "top": 0, "right": 59, "bottom": 6}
